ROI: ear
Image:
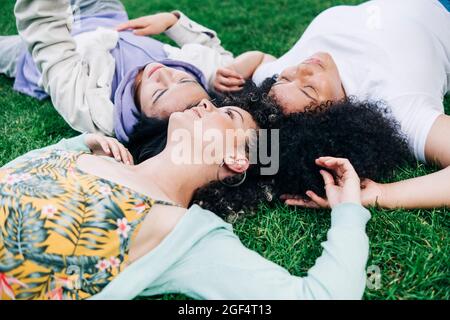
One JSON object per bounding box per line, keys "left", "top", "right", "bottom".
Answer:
{"left": 223, "top": 155, "right": 250, "bottom": 174}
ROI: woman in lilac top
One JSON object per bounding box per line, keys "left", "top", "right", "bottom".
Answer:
{"left": 0, "top": 0, "right": 236, "bottom": 142}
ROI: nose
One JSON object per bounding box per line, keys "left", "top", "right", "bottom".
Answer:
{"left": 296, "top": 63, "right": 315, "bottom": 79}
{"left": 157, "top": 67, "right": 174, "bottom": 85}
{"left": 197, "top": 99, "right": 217, "bottom": 112}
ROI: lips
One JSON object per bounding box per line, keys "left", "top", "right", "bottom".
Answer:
{"left": 192, "top": 108, "right": 202, "bottom": 118}
{"left": 147, "top": 64, "right": 164, "bottom": 79}
{"left": 303, "top": 58, "right": 324, "bottom": 68}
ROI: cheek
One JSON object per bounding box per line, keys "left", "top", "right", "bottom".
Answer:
{"left": 326, "top": 67, "right": 345, "bottom": 100}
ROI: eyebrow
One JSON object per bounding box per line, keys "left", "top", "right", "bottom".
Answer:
{"left": 228, "top": 108, "right": 244, "bottom": 122}
{"left": 153, "top": 79, "right": 201, "bottom": 105}
{"left": 274, "top": 82, "right": 318, "bottom": 104}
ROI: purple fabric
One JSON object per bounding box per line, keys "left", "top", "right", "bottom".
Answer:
{"left": 114, "top": 59, "right": 207, "bottom": 143}
{"left": 13, "top": 12, "right": 207, "bottom": 142}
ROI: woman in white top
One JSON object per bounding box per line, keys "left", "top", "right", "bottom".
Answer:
{"left": 209, "top": 0, "right": 450, "bottom": 210}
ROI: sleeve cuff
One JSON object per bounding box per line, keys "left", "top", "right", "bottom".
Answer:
{"left": 164, "top": 11, "right": 217, "bottom": 47}
{"left": 330, "top": 202, "right": 371, "bottom": 229}
{"left": 63, "top": 133, "right": 91, "bottom": 152}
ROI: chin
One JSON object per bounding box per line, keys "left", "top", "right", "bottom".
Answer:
{"left": 168, "top": 111, "right": 187, "bottom": 127}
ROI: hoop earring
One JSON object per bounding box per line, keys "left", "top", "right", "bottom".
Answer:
{"left": 217, "top": 160, "right": 247, "bottom": 188}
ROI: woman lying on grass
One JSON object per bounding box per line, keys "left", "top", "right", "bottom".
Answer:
{"left": 1, "top": 0, "right": 248, "bottom": 142}
{"left": 207, "top": 0, "right": 450, "bottom": 209}
{"left": 0, "top": 84, "right": 409, "bottom": 300}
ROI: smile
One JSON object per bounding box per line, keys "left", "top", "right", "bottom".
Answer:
{"left": 303, "top": 58, "right": 324, "bottom": 69}
{"left": 192, "top": 109, "right": 202, "bottom": 118}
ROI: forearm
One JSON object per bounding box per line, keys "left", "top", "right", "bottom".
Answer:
{"left": 228, "top": 51, "right": 275, "bottom": 79}
{"left": 297, "top": 203, "right": 370, "bottom": 299}
{"left": 380, "top": 166, "right": 450, "bottom": 209}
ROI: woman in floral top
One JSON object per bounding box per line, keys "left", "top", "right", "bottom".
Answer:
{"left": 0, "top": 97, "right": 373, "bottom": 300}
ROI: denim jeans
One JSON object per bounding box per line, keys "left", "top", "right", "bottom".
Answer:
{"left": 439, "top": 0, "right": 450, "bottom": 11}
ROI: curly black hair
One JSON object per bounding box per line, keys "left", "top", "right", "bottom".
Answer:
{"left": 258, "top": 76, "right": 412, "bottom": 197}
{"left": 275, "top": 97, "right": 413, "bottom": 198}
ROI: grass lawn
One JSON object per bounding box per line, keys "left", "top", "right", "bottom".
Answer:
{"left": 0, "top": 0, "right": 448, "bottom": 300}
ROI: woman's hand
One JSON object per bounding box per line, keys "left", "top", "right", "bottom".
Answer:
{"left": 84, "top": 134, "right": 134, "bottom": 165}
{"left": 282, "top": 157, "right": 362, "bottom": 209}
{"left": 213, "top": 67, "right": 245, "bottom": 92}
{"left": 116, "top": 13, "right": 179, "bottom": 36}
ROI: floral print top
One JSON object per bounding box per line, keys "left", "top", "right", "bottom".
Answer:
{"left": 0, "top": 149, "right": 174, "bottom": 300}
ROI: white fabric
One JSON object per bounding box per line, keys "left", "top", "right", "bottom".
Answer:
{"left": 0, "top": 35, "right": 25, "bottom": 78}
{"left": 163, "top": 11, "right": 234, "bottom": 89}
{"left": 253, "top": 0, "right": 450, "bottom": 162}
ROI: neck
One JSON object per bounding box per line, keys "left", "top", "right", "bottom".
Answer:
{"left": 132, "top": 149, "right": 218, "bottom": 208}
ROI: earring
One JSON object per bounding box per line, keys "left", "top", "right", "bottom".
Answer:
{"left": 217, "top": 160, "right": 247, "bottom": 188}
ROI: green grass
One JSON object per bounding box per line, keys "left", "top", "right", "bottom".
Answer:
{"left": 1, "top": 0, "right": 449, "bottom": 300}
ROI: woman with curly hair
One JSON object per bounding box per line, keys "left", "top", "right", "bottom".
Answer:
{"left": 211, "top": 0, "right": 450, "bottom": 210}
{"left": 0, "top": 76, "right": 413, "bottom": 299}
{"left": 1, "top": 94, "right": 370, "bottom": 300}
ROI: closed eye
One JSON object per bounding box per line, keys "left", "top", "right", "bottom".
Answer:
{"left": 153, "top": 78, "right": 202, "bottom": 105}
{"left": 274, "top": 76, "right": 289, "bottom": 86}
{"left": 305, "top": 85, "right": 319, "bottom": 100}
{"left": 225, "top": 108, "right": 244, "bottom": 122}
{"left": 301, "top": 87, "right": 318, "bottom": 103}
{"left": 179, "top": 78, "right": 197, "bottom": 84}
{"left": 152, "top": 89, "right": 167, "bottom": 104}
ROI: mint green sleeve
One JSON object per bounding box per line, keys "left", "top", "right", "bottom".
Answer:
{"left": 2, "top": 134, "right": 90, "bottom": 168}
{"left": 154, "top": 203, "right": 371, "bottom": 300}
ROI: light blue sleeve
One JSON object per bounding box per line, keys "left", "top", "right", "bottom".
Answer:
{"left": 151, "top": 203, "right": 371, "bottom": 300}
{"left": 2, "top": 134, "right": 90, "bottom": 168}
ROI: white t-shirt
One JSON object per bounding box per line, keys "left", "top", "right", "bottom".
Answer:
{"left": 253, "top": 0, "right": 450, "bottom": 162}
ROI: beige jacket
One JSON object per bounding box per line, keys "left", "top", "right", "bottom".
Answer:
{"left": 14, "top": 0, "right": 233, "bottom": 136}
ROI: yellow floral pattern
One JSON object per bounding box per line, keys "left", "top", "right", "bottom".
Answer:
{"left": 0, "top": 150, "right": 158, "bottom": 300}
